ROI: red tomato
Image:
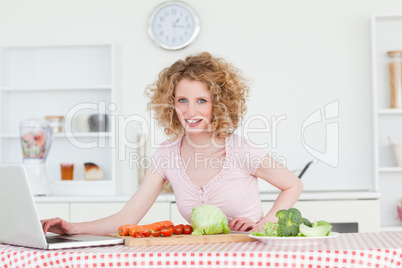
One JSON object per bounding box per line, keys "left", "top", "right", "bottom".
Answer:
{"left": 152, "top": 230, "right": 161, "bottom": 237}
{"left": 183, "top": 225, "right": 193, "bottom": 235}
{"left": 167, "top": 224, "right": 174, "bottom": 228}
{"left": 161, "top": 227, "right": 173, "bottom": 237}
{"left": 142, "top": 230, "right": 151, "bottom": 237}
{"left": 173, "top": 225, "right": 183, "bottom": 235}
{"left": 133, "top": 232, "right": 143, "bottom": 238}
{"left": 158, "top": 225, "right": 167, "bottom": 231}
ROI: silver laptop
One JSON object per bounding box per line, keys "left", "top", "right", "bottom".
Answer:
{"left": 0, "top": 163, "right": 124, "bottom": 249}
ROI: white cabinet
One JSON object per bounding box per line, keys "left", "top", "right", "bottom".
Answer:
{"left": 0, "top": 44, "right": 117, "bottom": 196}
{"left": 170, "top": 202, "right": 189, "bottom": 225}
{"left": 38, "top": 201, "right": 171, "bottom": 225}
{"left": 70, "top": 202, "right": 125, "bottom": 222}
{"left": 371, "top": 15, "right": 402, "bottom": 231}
{"left": 69, "top": 202, "right": 170, "bottom": 224}
{"left": 35, "top": 199, "right": 380, "bottom": 232}
{"left": 36, "top": 203, "right": 69, "bottom": 221}
{"left": 295, "top": 200, "right": 379, "bottom": 233}
{"left": 136, "top": 202, "right": 171, "bottom": 225}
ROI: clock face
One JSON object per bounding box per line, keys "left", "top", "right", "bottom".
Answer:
{"left": 148, "top": 2, "right": 200, "bottom": 50}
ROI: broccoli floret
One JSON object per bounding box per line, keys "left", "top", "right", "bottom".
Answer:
{"left": 262, "top": 222, "right": 278, "bottom": 236}
{"left": 275, "top": 208, "right": 303, "bottom": 237}
{"left": 302, "top": 217, "right": 312, "bottom": 227}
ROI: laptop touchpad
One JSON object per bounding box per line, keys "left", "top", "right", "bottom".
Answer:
{"left": 46, "top": 236, "right": 80, "bottom": 244}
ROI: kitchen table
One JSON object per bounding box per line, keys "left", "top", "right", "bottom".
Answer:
{"left": 1, "top": 232, "right": 401, "bottom": 268}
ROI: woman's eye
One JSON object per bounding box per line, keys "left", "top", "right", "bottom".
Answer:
{"left": 178, "top": 99, "right": 187, "bottom": 103}
{"left": 198, "top": 99, "right": 206, "bottom": 103}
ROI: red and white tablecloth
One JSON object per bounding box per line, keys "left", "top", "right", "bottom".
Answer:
{"left": 1, "top": 232, "right": 401, "bottom": 268}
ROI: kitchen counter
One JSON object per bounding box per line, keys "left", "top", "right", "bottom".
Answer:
{"left": 0, "top": 232, "right": 400, "bottom": 268}
{"left": 33, "top": 191, "right": 381, "bottom": 232}
{"left": 33, "top": 190, "right": 380, "bottom": 203}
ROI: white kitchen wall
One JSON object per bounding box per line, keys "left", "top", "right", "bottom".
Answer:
{"left": 1, "top": 0, "right": 402, "bottom": 195}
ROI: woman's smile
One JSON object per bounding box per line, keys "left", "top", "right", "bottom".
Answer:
{"left": 185, "top": 118, "right": 203, "bottom": 127}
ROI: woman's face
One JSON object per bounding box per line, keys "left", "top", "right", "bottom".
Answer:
{"left": 174, "top": 78, "right": 213, "bottom": 135}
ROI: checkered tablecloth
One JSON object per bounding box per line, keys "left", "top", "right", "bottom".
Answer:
{"left": 1, "top": 232, "right": 401, "bottom": 268}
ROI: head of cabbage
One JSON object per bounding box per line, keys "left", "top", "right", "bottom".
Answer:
{"left": 190, "top": 205, "right": 231, "bottom": 235}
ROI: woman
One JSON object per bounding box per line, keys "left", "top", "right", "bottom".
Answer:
{"left": 42, "top": 52, "right": 302, "bottom": 235}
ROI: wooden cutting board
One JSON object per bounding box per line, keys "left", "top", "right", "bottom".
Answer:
{"left": 110, "top": 233, "right": 256, "bottom": 247}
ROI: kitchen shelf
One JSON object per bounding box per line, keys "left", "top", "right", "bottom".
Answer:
{"left": 0, "top": 132, "right": 113, "bottom": 138}
{"left": 371, "top": 14, "right": 402, "bottom": 229}
{"left": 379, "top": 167, "right": 402, "bottom": 172}
{"left": 378, "top": 109, "right": 402, "bottom": 115}
{"left": 0, "top": 85, "right": 112, "bottom": 92}
{"left": 0, "top": 43, "right": 117, "bottom": 196}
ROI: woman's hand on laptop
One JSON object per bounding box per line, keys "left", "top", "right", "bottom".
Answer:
{"left": 41, "top": 217, "right": 75, "bottom": 235}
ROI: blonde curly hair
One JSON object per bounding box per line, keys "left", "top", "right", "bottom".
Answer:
{"left": 145, "top": 51, "right": 250, "bottom": 140}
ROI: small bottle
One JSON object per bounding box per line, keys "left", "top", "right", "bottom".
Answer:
{"left": 387, "top": 51, "right": 402, "bottom": 108}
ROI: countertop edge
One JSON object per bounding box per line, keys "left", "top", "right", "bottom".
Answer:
{"left": 34, "top": 191, "right": 381, "bottom": 203}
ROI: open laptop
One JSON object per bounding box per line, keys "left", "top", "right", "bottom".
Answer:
{"left": 0, "top": 163, "right": 124, "bottom": 249}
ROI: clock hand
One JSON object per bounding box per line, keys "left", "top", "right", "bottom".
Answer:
{"left": 171, "top": 20, "right": 177, "bottom": 37}
{"left": 172, "top": 18, "right": 180, "bottom": 28}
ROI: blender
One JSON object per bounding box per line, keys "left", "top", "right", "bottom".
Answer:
{"left": 20, "top": 119, "right": 53, "bottom": 196}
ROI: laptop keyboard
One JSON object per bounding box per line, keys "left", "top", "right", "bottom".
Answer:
{"left": 46, "top": 236, "right": 80, "bottom": 244}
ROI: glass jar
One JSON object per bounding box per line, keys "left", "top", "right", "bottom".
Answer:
{"left": 387, "top": 51, "right": 402, "bottom": 108}
{"left": 45, "top": 116, "right": 64, "bottom": 133}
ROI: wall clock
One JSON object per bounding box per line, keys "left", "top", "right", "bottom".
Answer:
{"left": 148, "top": 1, "right": 200, "bottom": 50}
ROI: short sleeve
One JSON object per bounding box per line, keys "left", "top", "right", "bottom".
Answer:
{"left": 235, "top": 137, "right": 267, "bottom": 175}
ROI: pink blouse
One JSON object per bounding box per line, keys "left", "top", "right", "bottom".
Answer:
{"left": 151, "top": 134, "right": 266, "bottom": 224}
